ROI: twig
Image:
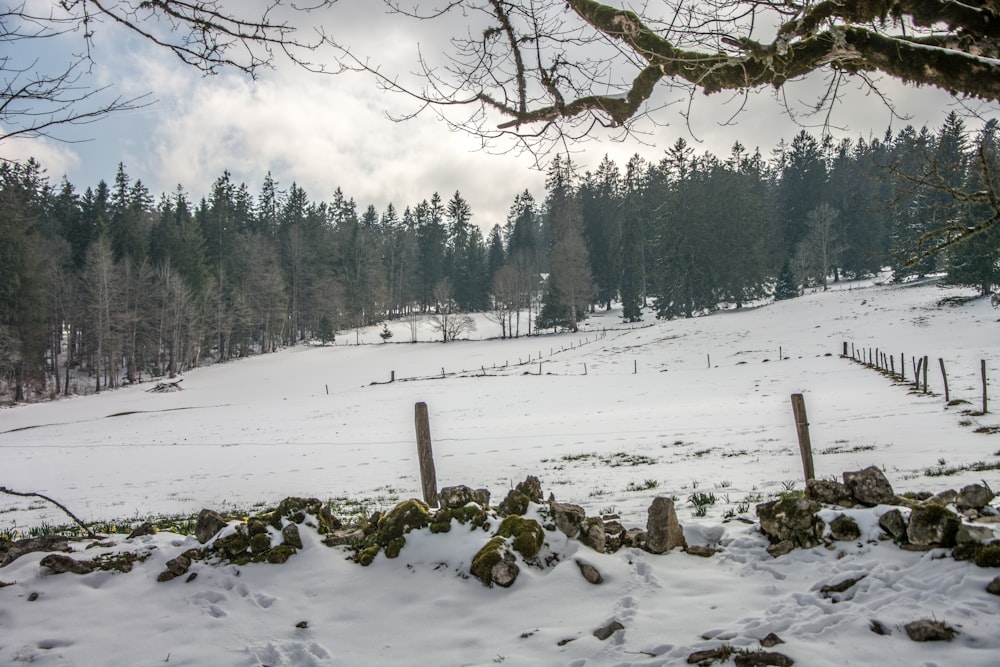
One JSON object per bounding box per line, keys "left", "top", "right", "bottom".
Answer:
{"left": 0, "top": 486, "right": 97, "bottom": 538}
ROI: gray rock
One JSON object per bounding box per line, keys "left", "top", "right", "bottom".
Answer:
{"left": 439, "top": 485, "right": 477, "bottom": 509}
{"left": 127, "top": 522, "right": 156, "bottom": 539}
{"left": 734, "top": 652, "right": 794, "bottom": 667}
{"left": 759, "top": 633, "right": 784, "bottom": 648}
{"left": 757, "top": 497, "right": 824, "bottom": 548}
{"left": 806, "top": 479, "right": 854, "bottom": 506}
{"left": 516, "top": 475, "right": 543, "bottom": 503}
{"left": 157, "top": 555, "right": 192, "bottom": 582}
{"left": 830, "top": 515, "right": 861, "bottom": 541}
{"left": 904, "top": 619, "right": 956, "bottom": 642}
{"left": 928, "top": 489, "right": 958, "bottom": 506}
{"left": 987, "top": 576, "right": 1000, "bottom": 595}
{"left": 550, "top": 502, "right": 586, "bottom": 539}
{"left": 491, "top": 552, "right": 520, "bottom": 588}
{"left": 1, "top": 535, "right": 71, "bottom": 567}
{"left": 956, "top": 523, "right": 995, "bottom": 545}
{"left": 593, "top": 620, "right": 624, "bottom": 641}
{"left": 281, "top": 523, "right": 303, "bottom": 549}
{"left": 907, "top": 504, "right": 961, "bottom": 547}
{"left": 579, "top": 517, "right": 607, "bottom": 553}
{"left": 323, "top": 527, "right": 366, "bottom": 547}
{"left": 878, "top": 508, "right": 907, "bottom": 541}
{"left": 472, "top": 488, "right": 491, "bottom": 508}
{"left": 685, "top": 545, "right": 716, "bottom": 557}
{"left": 843, "top": 466, "right": 895, "bottom": 506}
{"left": 957, "top": 484, "right": 994, "bottom": 510}
{"left": 575, "top": 559, "right": 603, "bottom": 584}
{"left": 623, "top": 528, "right": 646, "bottom": 549}
{"left": 645, "top": 496, "right": 687, "bottom": 554}
{"left": 195, "top": 509, "right": 229, "bottom": 544}
{"left": 766, "top": 540, "right": 796, "bottom": 557}
{"left": 39, "top": 554, "right": 93, "bottom": 575}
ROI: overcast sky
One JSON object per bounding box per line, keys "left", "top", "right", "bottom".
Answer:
{"left": 5, "top": 2, "right": 988, "bottom": 231}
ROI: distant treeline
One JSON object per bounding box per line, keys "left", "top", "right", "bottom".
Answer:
{"left": 1, "top": 112, "right": 997, "bottom": 401}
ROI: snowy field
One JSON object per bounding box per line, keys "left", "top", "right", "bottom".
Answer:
{"left": 1, "top": 277, "right": 999, "bottom": 666}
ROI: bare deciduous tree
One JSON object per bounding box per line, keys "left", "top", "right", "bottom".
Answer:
{"left": 428, "top": 278, "right": 476, "bottom": 342}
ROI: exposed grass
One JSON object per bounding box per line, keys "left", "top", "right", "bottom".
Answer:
{"left": 924, "top": 460, "right": 1000, "bottom": 477}
{"left": 625, "top": 479, "right": 660, "bottom": 492}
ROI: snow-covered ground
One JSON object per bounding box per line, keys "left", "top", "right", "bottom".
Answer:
{"left": 1, "top": 277, "right": 999, "bottom": 666}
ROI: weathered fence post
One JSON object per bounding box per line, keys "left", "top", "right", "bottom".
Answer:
{"left": 414, "top": 402, "right": 439, "bottom": 507}
{"left": 900, "top": 353, "right": 905, "bottom": 381}
{"left": 634, "top": 359, "right": 637, "bottom": 374}
{"left": 923, "top": 355, "right": 929, "bottom": 393}
{"left": 707, "top": 353, "right": 711, "bottom": 368}
{"left": 983, "top": 360, "right": 989, "bottom": 414}
{"left": 790, "top": 393, "right": 815, "bottom": 483}
{"left": 391, "top": 370, "right": 395, "bottom": 383}
{"left": 842, "top": 341, "right": 848, "bottom": 357}
{"left": 939, "top": 358, "right": 950, "bottom": 403}
{"left": 913, "top": 357, "right": 921, "bottom": 390}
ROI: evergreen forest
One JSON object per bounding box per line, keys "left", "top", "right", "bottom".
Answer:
{"left": 2, "top": 112, "right": 998, "bottom": 402}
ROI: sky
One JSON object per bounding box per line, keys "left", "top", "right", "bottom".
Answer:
{"left": 4, "top": 1, "right": 991, "bottom": 229}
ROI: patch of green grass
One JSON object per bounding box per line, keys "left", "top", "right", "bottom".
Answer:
{"left": 625, "top": 479, "right": 660, "bottom": 492}
{"left": 600, "top": 451, "right": 658, "bottom": 467}
{"left": 925, "top": 460, "right": 1000, "bottom": 477}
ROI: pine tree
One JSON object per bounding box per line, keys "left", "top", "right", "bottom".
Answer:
{"left": 774, "top": 260, "right": 798, "bottom": 300}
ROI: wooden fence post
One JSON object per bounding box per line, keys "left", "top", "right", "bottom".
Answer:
{"left": 938, "top": 358, "right": 950, "bottom": 403}
{"left": 983, "top": 360, "right": 989, "bottom": 414}
{"left": 414, "top": 402, "right": 439, "bottom": 507}
{"left": 790, "top": 393, "right": 815, "bottom": 483}
{"left": 923, "top": 355, "right": 929, "bottom": 393}
{"left": 842, "top": 341, "right": 848, "bottom": 357}
{"left": 900, "top": 353, "right": 905, "bottom": 381}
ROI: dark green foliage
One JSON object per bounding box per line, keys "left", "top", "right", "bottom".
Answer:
{"left": 774, "top": 260, "right": 798, "bottom": 301}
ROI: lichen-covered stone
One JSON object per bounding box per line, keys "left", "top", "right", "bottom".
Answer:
{"left": 957, "top": 484, "right": 995, "bottom": 510}
{"left": 496, "top": 515, "right": 544, "bottom": 560}
{"left": 195, "top": 509, "right": 229, "bottom": 544}
{"left": 756, "top": 497, "right": 824, "bottom": 548}
{"left": 645, "top": 496, "right": 686, "bottom": 554}
{"left": 878, "top": 508, "right": 907, "bottom": 542}
{"left": 830, "top": 514, "right": 861, "bottom": 541}
{"left": 806, "top": 479, "right": 854, "bottom": 506}
{"left": 907, "top": 504, "right": 960, "bottom": 547}
{"left": 376, "top": 499, "right": 431, "bottom": 552}
{"left": 843, "top": 466, "right": 895, "bottom": 506}
{"left": 439, "top": 485, "right": 490, "bottom": 509}
{"left": 550, "top": 502, "right": 586, "bottom": 539}
{"left": 928, "top": 489, "right": 958, "bottom": 506}
{"left": 2, "top": 535, "right": 71, "bottom": 567}
{"left": 987, "top": 575, "right": 1000, "bottom": 595}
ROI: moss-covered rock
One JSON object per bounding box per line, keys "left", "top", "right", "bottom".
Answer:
{"left": 429, "top": 504, "right": 488, "bottom": 534}
{"left": 356, "top": 499, "right": 433, "bottom": 560}
{"left": 265, "top": 545, "right": 296, "bottom": 564}
{"left": 356, "top": 545, "right": 379, "bottom": 566}
{"left": 246, "top": 517, "right": 269, "bottom": 537}
{"left": 496, "top": 515, "right": 544, "bottom": 560}
{"left": 267, "top": 497, "right": 342, "bottom": 534}
{"left": 471, "top": 536, "right": 519, "bottom": 587}
{"left": 281, "top": 523, "right": 303, "bottom": 549}
{"left": 974, "top": 544, "right": 1000, "bottom": 568}
{"left": 249, "top": 532, "right": 272, "bottom": 555}
{"left": 499, "top": 489, "right": 531, "bottom": 517}
{"left": 213, "top": 525, "right": 250, "bottom": 558}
